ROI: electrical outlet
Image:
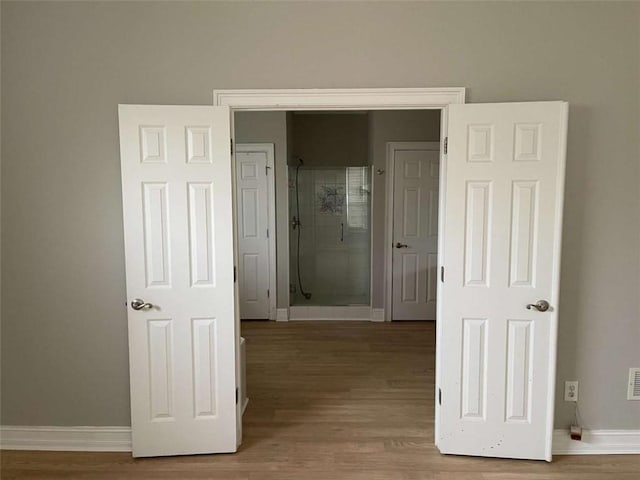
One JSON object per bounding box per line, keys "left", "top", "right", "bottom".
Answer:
{"left": 565, "top": 380, "right": 579, "bottom": 402}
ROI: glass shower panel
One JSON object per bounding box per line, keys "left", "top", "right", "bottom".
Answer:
{"left": 289, "top": 166, "right": 371, "bottom": 306}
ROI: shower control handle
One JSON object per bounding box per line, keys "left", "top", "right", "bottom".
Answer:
{"left": 395, "top": 242, "right": 409, "bottom": 249}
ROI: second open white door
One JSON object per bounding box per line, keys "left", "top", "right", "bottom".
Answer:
{"left": 119, "top": 105, "right": 238, "bottom": 457}
{"left": 437, "top": 102, "right": 568, "bottom": 461}
{"left": 390, "top": 142, "right": 440, "bottom": 320}
{"left": 235, "top": 144, "right": 275, "bottom": 320}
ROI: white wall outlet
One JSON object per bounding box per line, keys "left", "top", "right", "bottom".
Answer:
{"left": 564, "top": 380, "right": 579, "bottom": 402}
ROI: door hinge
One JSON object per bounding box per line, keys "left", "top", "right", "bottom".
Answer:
{"left": 444, "top": 137, "right": 448, "bottom": 155}
{"left": 439, "top": 388, "right": 442, "bottom": 405}
{"left": 266, "top": 228, "right": 269, "bottom": 238}
{"left": 234, "top": 266, "right": 237, "bottom": 283}
{"left": 267, "top": 289, "right": 270, "bottom": 298}
{"left": 235, "top": 388, "right": 238, "bottom": 404}
{"left": 266, "top": 165, "right": 271, "bottom": 175}
{"left": 230, "top": 138, "right": 234, "bottom": 155}
{"left": 440, "top": 266, "right": 445, "bottom": 283}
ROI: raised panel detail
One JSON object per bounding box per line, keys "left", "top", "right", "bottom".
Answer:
{"left": 241, "top": 162, "right": 258, "bottom": 180}
{"left": 241, "top": 188, "right": 259, "bottom": 238}
{"left": 192, "top": 318, "right": 217, "bottom": 418}
{"left": 401, "top": 253, "right": 419, "bottom": 303}
{"left": 467, "top": 125, "right": 494, "bottom": 162}
{"left": 402, "top": 188, "right": 421, "bottom": 237}
{"left": 427, "top": 188, "right": 438, "bottom": 237}
{"left": 464, "top": 182, "right": 492, "bottom": 287}
{"left": 148, "top": 319, "right": 174, "bottom": 421}
{"left": 186, "top": 126, "right": 212, "bottom": 164}
{"left": 242, "top": 254, "right": 259, "bottom": 302}
{"left": 461, "top": 318, "right": 487, "bottom": 420}
{"left": 140, "top": 126, "right": 166, "bottom": 164}
{"left": 514, "top": 123, "right": 542, "bottom": 162}
{"left": 403, "top": 159, "right": 422, "bottom": 178}
{"left": 506, "top": 320, "right": 533, "bottom": 423}
{"left": 429, "top": 159, "right": 439, "bottom": 179}
{"left": 427, "top": 253, "right": 437, "bottom": 303}
{"left": 509, "top": 181, "right": 538, "bottom": 287}
{"left": 142, "top": 183, "right": 170, "bottom": 287}
{"left": 188, "top": 183, "right": 215, "bottom": 287}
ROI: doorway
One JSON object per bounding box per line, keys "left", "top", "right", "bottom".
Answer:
{"left": 118, "top": 89, "right": 567, "bottom": 460}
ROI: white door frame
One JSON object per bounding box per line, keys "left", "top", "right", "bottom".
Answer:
{"left": 213, "top": 87, "right": 466, "bottom": 446}
{"left": 384, "top": 141, "right": 441, "bottom": 322}
{"left": 235, "top": 143, "right": 277, "bottom": 320}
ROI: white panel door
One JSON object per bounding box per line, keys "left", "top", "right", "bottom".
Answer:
{"left": 119, "top": 105, "right": 237, "bottom": 457}
{"left": 391, "top": 143, "right": 439, "bottom": 320}
{"left": 437, "top": 102, "right": 568, "bottom": 461}
{"left": 235, "top": 145, "right": 273, "bottom": 319}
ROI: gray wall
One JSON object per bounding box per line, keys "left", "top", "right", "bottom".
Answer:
{"left": 291, "top": 113, "right": 369, "bottom": 167}
{"left": 234, "top": 112, "right": 289, "bottom": 309}
{"left": 1, "top": 2, "right": 638, "bottom": 430}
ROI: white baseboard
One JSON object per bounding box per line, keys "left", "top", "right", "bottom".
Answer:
{"left": 1, "top": 426, "right": 132, "bottom": 452}
{"left": 276, "top": 308, "right": 289, "bottom": 322}
{"left": 3, "top": 426, "right": 637, "bottom": 455}
{"left": 370, "top": 308, "right": 385, "bottom": 322}
{"left": 552, "top": 429, "right": 640, "bottom": 455}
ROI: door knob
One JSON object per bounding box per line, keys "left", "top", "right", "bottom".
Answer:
{"left": 526, "top": 300, "right": 550, "bottom": 312}
{"left": 395, "top": 242, "right": 409, "bottom": 249}
{"left": 131, "top": 298, "right": 153, "bottom": 311}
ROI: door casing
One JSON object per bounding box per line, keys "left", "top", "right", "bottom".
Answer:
{"left": 213, "top": 87, "right": 465, "bottom": 448}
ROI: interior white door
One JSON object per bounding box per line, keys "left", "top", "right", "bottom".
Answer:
{"left": 119, "top": 105, "right": 237, "bottom": 457}
{"left": 235, "top": 145, "right": 273, "bottom": 319}
{"left": 391, "top": 143, "right": 440, "bottom": 320}
{"left": 437, "top": 102, "right": 568, "bottom": 461}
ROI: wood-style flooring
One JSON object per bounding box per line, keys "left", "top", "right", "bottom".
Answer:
{"left": 2, "top": 321, "right": 639, "bottom": 479}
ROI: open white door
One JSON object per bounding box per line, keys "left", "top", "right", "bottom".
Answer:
{"left": 119, "top": 105, "right": 237, "bottom": 457}
{"left": 437, "top": 102, "right": 568, "bottom": 461}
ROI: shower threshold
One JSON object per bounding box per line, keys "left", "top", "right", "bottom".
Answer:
{"left": 288, "top": 305, "right": 383, "bottom": 321}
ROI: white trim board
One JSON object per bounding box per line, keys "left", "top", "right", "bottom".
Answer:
{"left": 213, "top": 87, "right": 466, "bottom": 111}
{"left": 552, "top": 429, "right": 640, "bottom": 455}
{"left": 2, "top": 426, "right": 638, "bottom": 455}
{"left": 0, "top": 426, "right": 132, "bottom": 452}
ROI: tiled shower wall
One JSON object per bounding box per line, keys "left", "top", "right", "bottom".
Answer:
{"left": 289, "top": 167, "right": 371, "bottom": 306}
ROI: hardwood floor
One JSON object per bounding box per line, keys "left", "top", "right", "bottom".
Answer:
{"left": 2, "top": 321, "right": 639, "bottom": 479}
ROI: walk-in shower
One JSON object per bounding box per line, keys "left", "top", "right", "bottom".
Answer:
{"left": 289, "top": 165, "right": 371, "bottom": 306}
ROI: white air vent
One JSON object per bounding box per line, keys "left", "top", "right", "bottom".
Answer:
{"left": 628, "top": 368, "right": 640, "bottom": 400}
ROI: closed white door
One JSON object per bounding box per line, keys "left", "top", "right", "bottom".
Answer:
{"left": 119, "top": 105, "right": 237, "bottom": 457}
{"left": 391, "top": 143, "right": 440, "bottom": 320}
{"left": 235, "top": 144, "right": 274, "bottom": 319}
{"left": 437, "top": 102, "right": 568, "bottom": 461}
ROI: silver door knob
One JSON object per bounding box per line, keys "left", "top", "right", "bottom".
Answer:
{"left": 395, "top": 242, "right": 409, "bottom": 249}
{"left": 131, "top": 298, "right": 153, "bottom": 311}
{"left": 526, "top": 300, "right": 550, "bottom": 312}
